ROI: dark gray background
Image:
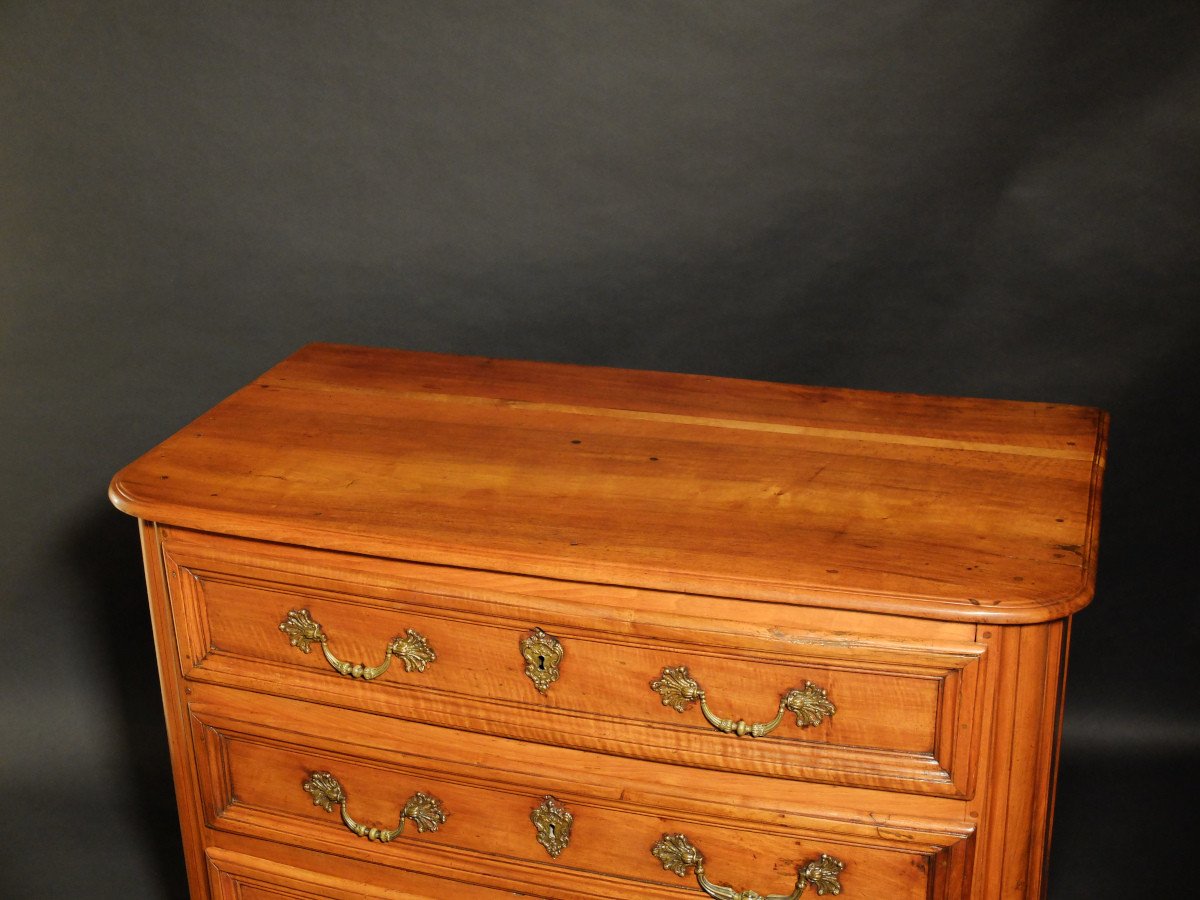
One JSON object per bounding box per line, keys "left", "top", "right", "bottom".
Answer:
{"left": 2, "top": 2, "right": 1197, "bottom": 896}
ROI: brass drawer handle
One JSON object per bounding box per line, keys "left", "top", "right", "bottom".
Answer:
{"left": 303, "top": 771, "right": 446, "bottom": 842}
{"left": 651, "top": 666, "right": 834, "bottom": 737}
{"left": 653, "top": 833, "right": 844, "bottom": 899}
{"left": 280, "top": 608, "right": 435, "bottom": 680}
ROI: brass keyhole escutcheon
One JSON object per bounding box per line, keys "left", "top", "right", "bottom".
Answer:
{"left": 530, "top": 796, "right": 573, "bottom": 858}
{"left": 521, "top": 628, "right": 563, "bottom": 693}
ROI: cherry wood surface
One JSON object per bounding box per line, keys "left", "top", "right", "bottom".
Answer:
{"left": 163, "top": 528, "right": 988, "bottom": 796}
{"left": 191, "top": 682, "right": 974, "bottom": 899}
{"left": 111, "top": 343, "right": 1108, "bottom": 623}
{"left": 112, "top": 345, "right": 1108, "bottom": 898}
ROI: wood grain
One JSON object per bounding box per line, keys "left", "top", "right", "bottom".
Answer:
{"left": 110, "top": 345, "right": 1108, "bottom": 898}
{"left": 111, "top": 343, "right": 1108, "bottom": 624}
{"left": 191, "top": 682, "right": 975, "bottom": 900}
{"left": 164, "top": 528, "right": 988, "bottom": 796}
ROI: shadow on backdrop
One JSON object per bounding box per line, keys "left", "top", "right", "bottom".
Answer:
{"left": 64, "top": 506, "right": 189, "bottom": 898}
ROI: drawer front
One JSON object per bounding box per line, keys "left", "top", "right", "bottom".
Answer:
{"left": 188, "top": 684, "right": 975, "bottom": 900}
{"left": 206, "top": 845, "right": 519, "bottom": 899}
{"left": 164, "top": 529, "right": 989, "bottom": 796}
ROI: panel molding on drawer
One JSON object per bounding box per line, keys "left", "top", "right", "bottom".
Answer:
{"left": 206, "top": 845, "right": 516, "bottom": 900}
{"left": 208, "top": 848, "right": 377, "bottom": 900}
{"left": 189, "top": 685, "right": 975, "bottom": 900}
{"left": 164, "top": 531, "right": 991, "bottom": 797}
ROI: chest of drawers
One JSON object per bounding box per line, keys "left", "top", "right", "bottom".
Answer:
{"left": 110, "top": 343, "right": 1107, "bottom": 899}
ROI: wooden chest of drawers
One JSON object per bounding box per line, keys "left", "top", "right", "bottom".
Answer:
{"left": 110, "top": 343, "right": 1107, "bottom": 899}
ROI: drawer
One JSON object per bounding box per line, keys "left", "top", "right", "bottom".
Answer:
{"left": 206, "top": 845, "right": 512, "bottom": 899}
{"left": 164, "top": 529, "right": 990, "bottom": 796}
{"left": 189, "top": 684, "right": 976, "bottom": 900}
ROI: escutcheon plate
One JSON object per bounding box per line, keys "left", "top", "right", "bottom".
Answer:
{"left": 530, "top": 795, "right": 574, "bottom": 858}
{"left": 520, "top": 627, "right": 564, "bottom": 693}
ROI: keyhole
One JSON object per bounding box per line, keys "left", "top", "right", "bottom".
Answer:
{"left": 537, "top": 655, "right": 546, "bottom": 671}
{"left": 548, "top": 823, "right": 556, "bottom": 837}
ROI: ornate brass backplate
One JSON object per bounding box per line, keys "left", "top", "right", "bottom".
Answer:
{"left": 530, "top": 795, "right": 574, "bottom": 858}
{"left": 520, "top": 627, "right": 564, "bottom": 693}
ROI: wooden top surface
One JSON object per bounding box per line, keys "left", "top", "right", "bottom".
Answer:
{"left": 110, "top": 343, "right": 1108, "bottom": 623}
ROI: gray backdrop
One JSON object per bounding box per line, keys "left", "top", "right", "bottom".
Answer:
{"left": 2, "top": 2, "right": 1197, "bottom": 896}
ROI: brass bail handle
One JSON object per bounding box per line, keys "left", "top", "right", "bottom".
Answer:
{"left": 303, "top": 771, "right": 447, "bottom": 843}
{"left": 280, "top": 608, "right": 436, "bottom": 681}
{"left": 652, "top": 833, "right": 845, "bottom": 899}
{"left": 651, "top": 666, "right": 835, "bottom": 737}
